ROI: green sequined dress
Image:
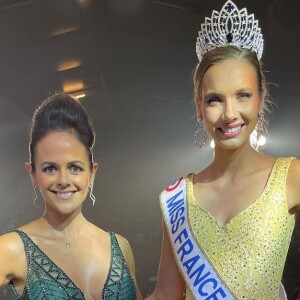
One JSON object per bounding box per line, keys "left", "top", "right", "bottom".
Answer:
{"left": 9, "top": 230, "right": 137, "bottom": 300}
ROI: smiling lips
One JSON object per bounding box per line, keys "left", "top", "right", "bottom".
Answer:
{"left": 51, "top": 191, "right": 76, "bottom": 200}
{"left": 219, "top": 124, "right": 244, "bottom": 138}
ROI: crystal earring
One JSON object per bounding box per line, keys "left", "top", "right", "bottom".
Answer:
{"left": 89, "top": 184, "right": 96, "bottom": 206}
{"left": 32, "top": 185, "right": 38, "bottom": 205}
{"left": 193, "top": 119, "right": 208, "bottom": 148}
{"left": 256, "top": 110, "right": 266, "bottom": 137}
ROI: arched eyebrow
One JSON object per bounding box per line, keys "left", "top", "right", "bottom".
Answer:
{"left": 67, "top": 161, "right": 85, "bottom": 167}
{"left": 40, "top": 161, "right": 85, "bottom": 167}
{"left": 235, "top": 87, "right": 254, "bottom": 93}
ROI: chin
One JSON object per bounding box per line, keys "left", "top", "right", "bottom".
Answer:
{"left": 46, "top": 201, "right": 83, "bottom": 216}
{"left": 215, "top": 138, "right": 249, "bottom": 150}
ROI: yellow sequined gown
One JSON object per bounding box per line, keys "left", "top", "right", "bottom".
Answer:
{"left": 183, "top": 157, "right": 295, "bottom": 300}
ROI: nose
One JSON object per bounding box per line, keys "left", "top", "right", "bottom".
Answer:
{"left": 223, "top": 98, "right": 237, "bottom": 121}
{"left": 57, "top": 170, "right": 70, "bottom": 188}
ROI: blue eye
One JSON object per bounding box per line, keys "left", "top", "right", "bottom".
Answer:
{"left": 43, "top": 166, "right": 57, "bottom": 174}
{"left": 237, "top": 92, "right": 251, "bottom": 100}
{"left": 70, "top": 165, "right": 84, "bottom": 174}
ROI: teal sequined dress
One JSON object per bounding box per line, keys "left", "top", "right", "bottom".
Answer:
{"left": 8, "top": 230, "right": 137, "bottom": 300}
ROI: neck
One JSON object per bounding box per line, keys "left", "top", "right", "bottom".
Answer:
{"left": 42, "top": 207, "right": 87, "bottom": 238}
{"left": 211, "top": 141, "right": 262, "bottom": 177}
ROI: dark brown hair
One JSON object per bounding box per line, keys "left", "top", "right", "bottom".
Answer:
{"left": 29, "top": 93, "right": 95, "bottom": 170}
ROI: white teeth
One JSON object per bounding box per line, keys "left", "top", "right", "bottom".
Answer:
{"left": 56, "top": 192, "right": 73, "bottom": 199}
{"left": 221, "top": 126, "right": 241, "bottom": 133}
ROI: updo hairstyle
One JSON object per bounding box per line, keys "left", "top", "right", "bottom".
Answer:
{"left": 28, "top": 93, "right": 95, "bottom": 170}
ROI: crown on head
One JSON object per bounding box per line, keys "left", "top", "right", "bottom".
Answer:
{"left": 196, "top": 0, "right": 264, "bottom": 61}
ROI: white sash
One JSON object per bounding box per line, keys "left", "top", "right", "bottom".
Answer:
{"left": 160, "top": 177, "right": 235, "bottom": 300}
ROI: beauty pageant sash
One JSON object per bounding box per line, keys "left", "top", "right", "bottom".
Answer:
{"left": 160, "top": 177, "right": 235, "bottom": 300}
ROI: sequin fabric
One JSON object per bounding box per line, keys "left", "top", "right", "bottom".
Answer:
{"left": 185, "top": 157, "right": 295, "bottom": 300}
{"left": 8, "top": 231, "right": 137, "bottom": 300}
{"left": 102, "top": 233, "right": 137, "bottom": 300}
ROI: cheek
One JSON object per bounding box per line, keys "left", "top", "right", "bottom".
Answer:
{"left": 241, "top": 103, "right": 260, "bottom": 120}
{"left": 203, "top": 106, "right": 223, "bottom": 122}
{"left": 36, "top": 174, "right": 54, "bottom": 188}
{"left": 75, "top": 175, "right": 91, "bottom": 188}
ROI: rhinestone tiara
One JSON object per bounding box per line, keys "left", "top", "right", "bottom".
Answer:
{"left": 196, "top": 0, "right": 264, "bottom": 61}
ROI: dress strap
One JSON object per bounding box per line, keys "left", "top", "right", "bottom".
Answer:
{"left": 102, "top": 232, "right": 137, "bottom": 299}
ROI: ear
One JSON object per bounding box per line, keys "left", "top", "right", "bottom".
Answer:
{"left": 90, "top": 162, "right": 99, "bottom": 185}
{"left": 25, "top": 162, "right": 36, "bottom": 187}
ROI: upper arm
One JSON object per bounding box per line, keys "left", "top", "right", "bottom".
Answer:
{"left": 0, "top": 232, "right": 26, "bottom": 288}
{"left": 147, "top": 220, "right": 185, "bottom": 300}
{"left": 115, "top": 234, "right": 142, "bottom": 299}
{"left": 287, "top": 158, "right": 300, "bottom": 212}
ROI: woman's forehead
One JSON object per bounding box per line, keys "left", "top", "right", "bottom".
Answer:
{"left": 202, "top": 59, "right": 258, "bottom": 91}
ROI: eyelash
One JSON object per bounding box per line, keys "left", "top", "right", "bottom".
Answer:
{"left": 206, "top": 92, "right": 251, "bottom": 104}
{"left": 43, "top": 166, "right": 56, "bottom": 174}
{"left": 42, "top": 165, "right": 84, "bottom": 174}
{"left": 237, "top": 92, "right": 251, "bottom": 99}
{"left": 206, "top": 96, "right": 221, "bottom": 104}
{"left": 70, "top": 165, "right": 84, "bottom": 174}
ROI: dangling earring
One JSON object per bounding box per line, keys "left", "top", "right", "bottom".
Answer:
{"left": 256, "top": 110, "right": 265, "bottom": 137}
{"left": 32, "top": 185, "right": 38, "bottom": 205}
{"left": 193, "top": 118, "right": 208, "bottom": 148}
{"left": 89, "top": 184, "right": 96, "bottom": 206}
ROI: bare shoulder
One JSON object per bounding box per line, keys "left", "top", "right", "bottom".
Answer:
{"left": 0, "top": 231, "right": 24, "bottom": 253}
{"left": 114, "top": 233, "right": 134, "bottom": 263}
{"left": 114, "top": 233, "right": 129, "bottom": 246}
{"left": 288, "top": 157, "right": 300, "bottom": 175}
{"left": 0, "top": 231, "right": 27, "bottom": 267}
{"left": 286, "top": 157, "right": 300, "bottom": 211}
{"left": 0, "top": 231, "right": 27, "bottom": 286}
{"left": 115, "top": 233, "right": 138, "bottom": 282}
{"left": 1, "top": 218, "right": 44, "bottom": 252}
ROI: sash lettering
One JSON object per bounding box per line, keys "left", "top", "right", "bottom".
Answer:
{"left": 161, "top": 178, "right": 235, "bottom": 300}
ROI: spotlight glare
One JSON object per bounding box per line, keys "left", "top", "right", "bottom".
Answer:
{"left": 210, "top": 140, "right": 215, "bottom": 149}
{"left": 74, "top": 94, "right": 86, "bottom": 99}
{"left": 258, "top": 135, "right": 266, "bottom": 146}
{"left": 250, "top": 129, "right": 267, "bottom": 148}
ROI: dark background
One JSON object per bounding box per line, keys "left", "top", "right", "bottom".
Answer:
{"left": 0, "top": 0, "right": 300, "bottom": 298}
